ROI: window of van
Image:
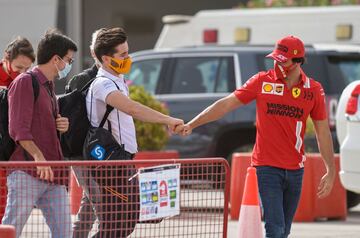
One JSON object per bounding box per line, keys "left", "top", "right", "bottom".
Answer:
{"left": 128, "top": 59, "right": 163, "bottom": 94}
{"left": 170, "top": 57, "right": 234, "bottom": 94}
{"left": 337, "top": 61, "right": 360, "bottom": 83}
{"left": 327, "top": 55, "right": 360, "bottom": 92}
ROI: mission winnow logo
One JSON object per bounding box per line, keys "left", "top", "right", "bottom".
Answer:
{"left": 266, "top": 103, "right": 304, "bottom": 119}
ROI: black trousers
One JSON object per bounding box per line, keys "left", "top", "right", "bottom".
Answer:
{"left": 91, "top": 152, "right": 139, "bottom": 238}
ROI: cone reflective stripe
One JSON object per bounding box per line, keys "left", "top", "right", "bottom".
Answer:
{"left": 238, "top": 167, "right": 263, "bottom": 238}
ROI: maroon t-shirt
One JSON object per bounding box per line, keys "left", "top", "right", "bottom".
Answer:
{"left": 8, "top": 67, "right": 67, "bottom": 184}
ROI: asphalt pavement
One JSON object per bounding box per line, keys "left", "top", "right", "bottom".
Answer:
{"left": 227, "top": 205, "right": 360, "bottom": 238}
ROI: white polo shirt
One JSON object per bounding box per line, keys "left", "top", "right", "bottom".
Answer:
{"left": 86, "top": 67, "right": 138, "bottom": 154}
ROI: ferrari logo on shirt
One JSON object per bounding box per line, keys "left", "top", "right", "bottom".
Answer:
{"left": 292, "top": 87, "right": 301, "bottom": 98}
{"left": 262, "top": 82, "right": 284, "bottom": 96}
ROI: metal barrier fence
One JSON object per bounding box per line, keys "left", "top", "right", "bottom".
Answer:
{"left": 0, "top": 158, "right": 230, "bottom": 238}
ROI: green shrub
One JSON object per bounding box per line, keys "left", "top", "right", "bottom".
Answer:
{"left": 305, "top": 117, "right": 319, "bottom": 152}
{"left": 129, "top": 85, "right": 169, "bottom": 151}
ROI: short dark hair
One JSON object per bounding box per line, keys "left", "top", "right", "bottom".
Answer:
{"left": 5, "top": 36, "right": 35, "bottom": 62}
{"left": 37, "top": 29, "right": 78, "bottom": 64}
{"left": 292, "top": 57, "right": 305, "bottom": 65}
{"left": 94, "top": 27, "right": 127, "bottom": 63}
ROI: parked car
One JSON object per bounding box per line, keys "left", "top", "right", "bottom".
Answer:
{"left": 336, "top": 80, "right": 360, "bottom": 207}
{"left": 129, "top": 44, "right": 360, "bottom": 160}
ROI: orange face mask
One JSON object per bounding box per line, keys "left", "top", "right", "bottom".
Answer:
{"left": 108, "top": 57, "right": 132, "bottom": 74}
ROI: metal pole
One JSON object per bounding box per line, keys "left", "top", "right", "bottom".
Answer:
{"left": 66, "top": 0, "right": 82, "bottom": 76}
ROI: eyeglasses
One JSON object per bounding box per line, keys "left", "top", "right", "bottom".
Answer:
{"left": 59, "top": 55, "right": 75, "bottom": 65}
{"left": 64, "top": 56, "right": 75, "bottom": 65}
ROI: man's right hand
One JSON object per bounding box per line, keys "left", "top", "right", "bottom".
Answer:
{"left": 167, "top": 117, "right": 184, "bottom": 133}
{"left": 34, "top": 154, "right": 54, "bottom": 182}
{"left": 175, "top": 123, "right": 192, "bottom": 136}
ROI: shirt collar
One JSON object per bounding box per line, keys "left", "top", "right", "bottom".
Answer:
{"left": 32, "top": 66, "right": 52, "bottom": 85}
{"left": 97, "top": 67, "right": 124, "bottom": 82}
{"left": 299, "top": 69, "right": 307, "bottom": 84}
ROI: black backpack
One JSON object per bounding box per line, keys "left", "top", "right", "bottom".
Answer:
{"left": 0, "top": 72, "right": 39, "bottom": 161}
{"left": 58, "top": 78, "right": 97, "bottom": 157}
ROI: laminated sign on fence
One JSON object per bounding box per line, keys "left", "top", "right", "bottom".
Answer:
{"left": 138, "top": 163, "right": 180, "bottom": 221}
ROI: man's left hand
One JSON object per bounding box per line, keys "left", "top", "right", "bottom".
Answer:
{"left": 317, "top": 170, "right": 335, "bottom": 199}
{"left": 56, "top": 114, "right": 69, "bottom": 133}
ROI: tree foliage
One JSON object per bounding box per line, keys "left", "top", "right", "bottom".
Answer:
{"left": 129, "top": 85, "right": 169, "bottom": 151}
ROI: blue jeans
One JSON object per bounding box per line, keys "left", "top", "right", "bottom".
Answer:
{"left": 1, "top": 170, "right": 72, "bottom": 238}
{"left": 256, "top": 166, "right": 304, "bottom": 238}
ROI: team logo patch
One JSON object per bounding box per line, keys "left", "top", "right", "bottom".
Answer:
{"left": 274, "top": 84, "right": 284, "bottom": 96}
{"left": 292, "top": 87, "right": 301, "bottom": 98}
{"left": 91, "top": 145, "right": 106, "bottom": 160}
{"left": 262, "top": 83, "right": 273, "bottom": 93}
{"left": 262, "top": 82, "right": 284, "bottom": 96}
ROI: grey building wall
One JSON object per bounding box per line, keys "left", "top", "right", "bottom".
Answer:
{"left": 56, "top": 0, "right": 246, "bottom": 94}
{"left": 81, "top": 0, "right": 246, "bottom": 68}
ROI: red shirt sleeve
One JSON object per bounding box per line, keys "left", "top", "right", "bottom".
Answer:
{"left": 8, "top": 74, "right": 35, "bottom": 142}
{"left": 0, "top": 62, "right": 13, "bottom": 87}
{"left": 233, "top": 73, "right": 260, "bottom": 104}
{"left": 310, "top": 83, "right": 327, "bottom": 120}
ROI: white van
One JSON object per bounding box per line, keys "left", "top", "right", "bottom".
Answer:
{"left": 337, "top": 81, "right": 360, "bottom": 193}
{"left": 155, "top": 5, "right": 360, "bottom": 49}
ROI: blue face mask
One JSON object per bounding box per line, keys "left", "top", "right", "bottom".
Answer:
{"left": 56, "top": 58, "right": 72, "bottom": 79}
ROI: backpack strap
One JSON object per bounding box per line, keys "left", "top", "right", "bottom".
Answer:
{"left": 90, "top": 76, "right": 124, "bottom": 148}
{"left": 98, "top": 81, "right": 123, "bottom": 146}
{"left": 90, "top": 76, "right": 122, "bottom": 128}
{"left": 26, "top": 72, "right": 40, "bottom": 101}
{"left": 80, "top": 75, "right": 97, "bottom": 92}
{"left": 99, "top": 104, "right": 115, "bottom": 128}
{"left": 66, "top": 64, "right": 98, "bottom": 94}
{"left": 98, "top": 79, "right": 122, "bottom": 129}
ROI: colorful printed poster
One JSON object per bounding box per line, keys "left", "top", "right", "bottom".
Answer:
{"left": 138, "top": 164, "right": 180, "bottom": 221}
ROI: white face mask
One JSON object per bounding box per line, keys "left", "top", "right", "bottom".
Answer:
{"left": 274, "top": 60, "right": 296, "bottom": 80}
{"left": 56, "top": 57, "right": 72, "bottom": 79}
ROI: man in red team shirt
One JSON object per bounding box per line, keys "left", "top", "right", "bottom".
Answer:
{"left": 176, "top": 36, "right": 335, "bottom": 238}
{"left": 0, "top": 37, "right": 35, "bottom": 223}
{"left": 0, "top": 37, "right": 35, "bottom": 88}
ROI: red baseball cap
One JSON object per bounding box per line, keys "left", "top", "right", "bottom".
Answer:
{"left": 266, "top": 35, "right": 305, "bottom": 63}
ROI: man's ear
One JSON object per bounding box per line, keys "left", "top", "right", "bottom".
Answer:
{"left": 101, "top": 55, "right": 109, "bottom": 65}
{"left": 51, "top": 55, "right": 60, "bottom": 64}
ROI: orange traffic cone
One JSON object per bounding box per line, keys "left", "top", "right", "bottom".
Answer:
{"left": 238, "top": 167, "right": 263, "bottom": 238}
